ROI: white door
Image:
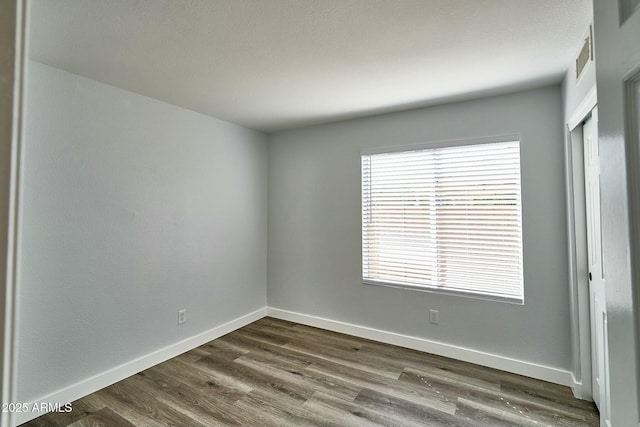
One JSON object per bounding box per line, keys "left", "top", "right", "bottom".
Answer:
{"left": 592, "top": 0, "right": 640, "bottom": 425}
{"left": 582, "top": 109, "right": 608, "bottom": 420}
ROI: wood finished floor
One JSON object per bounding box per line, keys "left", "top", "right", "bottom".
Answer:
{"left": 22, "top": 317, "right": 599, "bottom": 427}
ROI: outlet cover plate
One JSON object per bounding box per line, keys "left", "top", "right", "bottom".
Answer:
{"left": 429, "top": 309, "right": 439, "bottom": 325}
{"left": 178, "top": 309, "right": 187, "bottom": 325}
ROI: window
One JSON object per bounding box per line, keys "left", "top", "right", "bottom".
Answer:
{"left": 361, "top": 137, "right": 524, "bottom": 303}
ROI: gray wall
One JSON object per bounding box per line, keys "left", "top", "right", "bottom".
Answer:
{"left": 17, "top": 62, "right": 268, "bottom": 402}
{"left": 268, "top": 86, "right": 571, "bottom": 370}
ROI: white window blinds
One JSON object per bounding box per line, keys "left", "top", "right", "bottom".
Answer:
{"left": 361, "top": 140, "right": 524, "bottom": 303}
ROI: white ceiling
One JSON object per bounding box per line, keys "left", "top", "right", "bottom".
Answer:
{"left": 29, "top": 0, "right": 592, "bottom": 132}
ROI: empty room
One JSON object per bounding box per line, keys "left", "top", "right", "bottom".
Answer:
{"left": 1, "top": 0, "right": 640, "bottom": 426}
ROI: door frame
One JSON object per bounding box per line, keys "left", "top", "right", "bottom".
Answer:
{"left": 623, "top": 61, "right": 640, "bottom": 425}
{"left": 0, "top": 2, "right": 29, "bottom": 427}
{"left": 564, "top": 85, "right": 597, "bottom": 400}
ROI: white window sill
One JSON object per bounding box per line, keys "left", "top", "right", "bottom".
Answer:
{"left": 362, "top": 279, "right": 524, "bottom": 305}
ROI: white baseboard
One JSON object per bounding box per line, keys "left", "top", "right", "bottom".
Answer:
{"left": 13, "top": 307, "right": 266, "bottom": 426}
{"left": 570, "top": 373, "right": 594, "bottom": 401}
{"left": 267, "top": 307, "right": 574, "bottom": 388}
{"left": 570, "top": 374, "right": 584, "bottom": 399}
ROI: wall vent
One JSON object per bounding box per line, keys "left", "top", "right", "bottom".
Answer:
{"left": 576, "top": 26, "right": 593, "bottom": 81}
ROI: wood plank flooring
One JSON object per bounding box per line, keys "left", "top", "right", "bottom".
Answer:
{"left": 22, "top": 317, "right": 599, "bottom": 426}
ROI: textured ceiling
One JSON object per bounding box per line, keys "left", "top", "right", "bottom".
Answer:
{"left": 29, "top": 0, "right": 592, "bottom": 132}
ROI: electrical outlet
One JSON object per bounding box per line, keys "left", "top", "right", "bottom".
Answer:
{"left": 429, "top": 309, "right": 439, "bottom": 325}
{"left": 178, "top": 309, "right": 187, "bottom": 325}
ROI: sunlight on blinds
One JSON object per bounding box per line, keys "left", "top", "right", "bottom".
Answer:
{"left": 362, "top": 140, "right": 523, "bottom": 303}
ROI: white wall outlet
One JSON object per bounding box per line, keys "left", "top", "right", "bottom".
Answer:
{"left": 178, "top": 309, "right": 187, "bottom": 325}
{"left": 429, "top": 309, "right": 439, "bottom": 325}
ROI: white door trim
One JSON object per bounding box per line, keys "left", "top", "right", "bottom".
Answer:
{"left": 1, "top": 2, "right": 29, "bottom": 427}
{"left": 569, "top": 86, "right": 598, "bottom": 131}
{"left": 564, "top": 84, "right": 597, "bottom": 401}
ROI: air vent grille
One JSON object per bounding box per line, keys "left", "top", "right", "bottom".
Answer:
{"left": 576, "top": 26, "right": 593, "bottom": 80}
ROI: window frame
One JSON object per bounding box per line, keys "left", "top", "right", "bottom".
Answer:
{"left": 360, "top": 134, "right": 524, "bottom": 305}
